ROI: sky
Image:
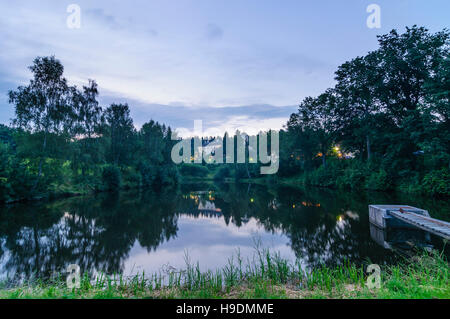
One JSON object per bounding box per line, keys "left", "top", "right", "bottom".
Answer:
{"left": 0, "top": 0, "right": 449, "bottom": 136}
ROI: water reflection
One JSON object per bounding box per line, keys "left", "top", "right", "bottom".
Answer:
{"left": 370, "top": 224, "right": 433, "bottom": 252}
{"left": 0, "top": 183, "right": 448, "bottom": 282}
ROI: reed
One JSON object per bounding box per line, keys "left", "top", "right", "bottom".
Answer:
{"left": 0, "top": 248, "right": 448, "bottom": 299}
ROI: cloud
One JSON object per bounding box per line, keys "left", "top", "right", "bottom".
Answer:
{"left": 123, "top": 215, "right": 294, "bottom": 274}
{"left": 0, "top": 1, "right": 335, "bottom": 110}
{"left": 205, "top": 23, "right": 223, "bottom": 40}
{"left": 99, "top": 94, "right": 296, "bottom": 137}
{"left": 85, "top": 8, "right": 122, "bottom": 30}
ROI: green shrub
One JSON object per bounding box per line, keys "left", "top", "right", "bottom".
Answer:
{"left": 122, "top": 167, "right": 141, "bottom": 189}
{"left": 179, "top": 164, "right": 209, "bottom": 178}
{"left": 337, "top": 167, "right": 366, "bottom": 190}
{"left": 0, "top": 143, "right": 11, "bottom": 201}
{"left": 157, "top": 165, "right": 179, "bottom": 187}
{"left": 422, "top": 168, "right": 450, "bottom": 196}
{"left": 214, "top": 166, "right": 231, "bottom": 181}
{"left": 366, "top": 169, "right": 392, "bottom": 191}
{"left": 306, "top": 165, "right": 336, "bottom": 187}
{"left": 102, "top": 165, "right": 121, "bottom": 191}
{"left": 137, "top": 163, "right": 157, "bottom": 187}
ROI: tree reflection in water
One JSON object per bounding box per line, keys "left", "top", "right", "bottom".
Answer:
{"left": 0, "top": 183, "right": 448, "bottom": 281}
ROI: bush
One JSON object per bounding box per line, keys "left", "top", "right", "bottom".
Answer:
{"left": 156, "top": 165, "right": 179, "bottom": 187}
{"left": 366, "top": 169, "right": 393, "bottom": 191}
{"left": 102, "top": 165, "right": 121, "bottom": 191}
{"left": 422, "top": 168, "right": 450, "bottom": 196}
{"left": 122, "top": 167, "right": 141, "bottom": 189}
{"left": 306, "top": 165, "right": 337, "bottom": 187}
{"left": 0, "top": 142, "right": 36, "bottom": 202}
{"left": 179, "top": 164, "right": 209, "bottom": 178}
{"left": 397, "top": 174, "right": 422, "bottom": 194}
{"left": 0, "top": 143, "right": 11, "bottom": 201}
{"left": 214, "top": 166, "right": 231, "bottom": 181}
{"left": 337, "top": 167, "right": 366, "bottom": 190}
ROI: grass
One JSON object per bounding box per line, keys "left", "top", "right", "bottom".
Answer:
{"left": 0, "top": 248, "right": 448, "bottom": 299}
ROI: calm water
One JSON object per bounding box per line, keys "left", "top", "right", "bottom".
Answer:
{"left": 0, "top": 182, "right": 449, "bottom": 282}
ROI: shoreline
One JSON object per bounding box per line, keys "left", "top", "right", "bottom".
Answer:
{"left": 4, "top": 171, "right": 449, "bottom": 205}
{"left": 0, "top": 249, "right": 448, "bottom": 299}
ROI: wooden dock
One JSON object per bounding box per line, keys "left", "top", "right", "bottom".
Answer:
{"left": 369, "top": 205, "right": 450, "bottom": 241}
{"left": 389, "top": 209, "right": 450, "bottom": 241}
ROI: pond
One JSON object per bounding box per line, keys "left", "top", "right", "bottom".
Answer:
{"left": 0, "top": 182, "right": 448, "bottom": 283}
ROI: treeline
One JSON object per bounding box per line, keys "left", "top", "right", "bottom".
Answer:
{"left": 278, "top": 26, "right": 449, "bottom": 196}
{"left": 0, "top": 56, "right": 178, "bottom": 203}
{"left": 1, "top": 26, "right": 449, "bottom": 202}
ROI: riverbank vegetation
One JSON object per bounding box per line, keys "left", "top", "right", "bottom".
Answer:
{"left": 0, "top": 57, "right": 179, "bottom": 203}
{"left": 1, "top": 26, "right": 449, "bottom": 203}
{"left": 0, "top": 249, "right": 448, "bottom": 299}
{"left": 177, "top": 26, "right": 450, "bottom": 198}
{"left": 278, "top": 26, "right": 449, "bottom": 197}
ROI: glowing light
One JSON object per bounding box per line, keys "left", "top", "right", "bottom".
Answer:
{"left": 292, "top": 204, "right": 296, "bottom": 208}
{"left": 250, "top": 198, "right": 254, "bottom": 203}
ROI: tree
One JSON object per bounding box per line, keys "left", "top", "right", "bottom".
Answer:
{"left": 291, "top": 91, "right": 337, "bottom": 168}
{"left": 375, "top": 26, "right": 449, "bottom": 121}
{"left": 71, "top": 80, "right": 104, "bottom": 178}
{"left": 421, "top": 52, "right": 450, "bottom": 170}
{"left": 8, "top": 56, "right": 73, "bottom": 192}
{"left": 104, "top": 103, "right": 135, "bottom": 166}
{"left": 334, "top": 52, "right": 382, "bottom": 160}
{"left": 138, "top": 120, "right": 165, "bottom": 164}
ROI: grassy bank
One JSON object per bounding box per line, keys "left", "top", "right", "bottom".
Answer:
{"left": 1, "top": 249, "right": 448, "bottom": 299}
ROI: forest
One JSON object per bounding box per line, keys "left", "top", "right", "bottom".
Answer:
{"left": 279, "top": 26, "right": 449, "bottom": 196}
{"left": 1, "top": 57, "right": 178, "bottom": 203}
{"left": 0, "top": 26, "right": 449, "bottom": 203}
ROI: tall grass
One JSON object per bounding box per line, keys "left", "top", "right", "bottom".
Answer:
{"left": 0, "top": 248, "right": 448, "bottom": 299}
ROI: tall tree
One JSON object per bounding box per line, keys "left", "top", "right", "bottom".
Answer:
{"left": 138, "top": 120, "right": 165, "bottom": 164}
{"left": 294, "top": 91, "right": 337, "bottom": 168}
{"left": 104, "top": 103, "right": 135, "bottom": 166}
{"left": 8, "top": 56, "right": 72, "bottom": 191}
{"left": 334, "top": 52, "right": 382, "bottom": 160}
{"left": 375, "top": 26, "right": 449, "bottom": 121}
{"left": 71, "top": 80, "right": 104, "bottom": 178}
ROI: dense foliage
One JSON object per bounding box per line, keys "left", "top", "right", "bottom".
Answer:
{"left": 280, "top": 26, "right": 449, "bottom": 196}
{"left": 2, "top": 56, "right": 178, "bottom": 202}
{"left": 1, "top": 26, "right": 449, "bottom": 202}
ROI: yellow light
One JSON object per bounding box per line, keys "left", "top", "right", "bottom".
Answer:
{"left": 292, "top": 204, "right": 296, "bottom": 208}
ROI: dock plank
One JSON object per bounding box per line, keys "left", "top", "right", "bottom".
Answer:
{"left": 389, "top": 210, "right": 450, "bottom": 241}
